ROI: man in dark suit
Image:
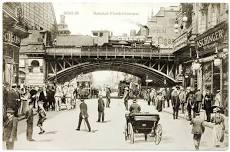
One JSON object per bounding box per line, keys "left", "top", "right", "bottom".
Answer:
{"left": 204, "top": 89, "right": 213, "bottom": 122}
{"left": 97, "top": 95, "right": 105, "bottom": 122}
{"left": 39, "top": 87, "right": 48, "bottom": 111}
{"left": 106, "top": 87, "right": 111, "bottom": 108}
{"left": 129, "top": 98, "right": 141, "bottom": 113}
{"left": 171, "top": 87, "right": 180, "bottom": 119}
{"left": 76, "top": 99, "right": 91, "bottom": 132}
{"left": 190, "top": 113, "right": 205, "bottom": 150}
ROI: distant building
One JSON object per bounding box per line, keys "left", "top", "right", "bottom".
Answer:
{"left": 138, "top": 6, "right": 180, "bottom": 53}
{"left": 130, "top": 29, "right": 136, "bottom": 36}
{"left": 57, "top": 15, "right": 71, "bottom": 35}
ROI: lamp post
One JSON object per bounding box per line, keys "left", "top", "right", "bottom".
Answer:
{"left": 214, "top": 46, "right": 222, "bottom": 67}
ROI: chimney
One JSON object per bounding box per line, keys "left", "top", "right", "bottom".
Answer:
{"left": 60, "top": 15, "right": 65, "bottom": 24}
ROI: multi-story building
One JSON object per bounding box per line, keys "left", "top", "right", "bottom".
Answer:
{"left": 145, "top": 6, "right": 180, "bottom": 53}
{"left": 3, "top": 2, "right": 29, "bottom": 87}
{"left": 173, "top": 3, "right": 228, "bottom": 115}
{"left": 18, "top": 2, "right": 57, "bottom": 87}
{"left": 21, "top": 2, "right": 56, "bottom": 31}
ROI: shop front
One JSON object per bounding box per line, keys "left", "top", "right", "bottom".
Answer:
{"left": 173, "top": 31, "right": 196, "bottom": 89}
{"left": 195, "top": 21, "right": 228, "bottom": 115}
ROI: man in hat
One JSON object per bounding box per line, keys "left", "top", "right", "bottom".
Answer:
{"left": 76, "top": 99, "right": 91, "bottom": 132}
{"left": 190, "top": 113, "right": 205, "bottom": 150}
{"left": 105, "top": 87, "right": 111, "bottom": 108}
{"left": 123, "top": 87, "right": 129, "bottom": 110}
{"left": 194, "top": 89, "right": 203, "bottom": 114}
{"left": 129, "top": 97, "right": 141, "bottom": 114}
{"left": 97, "top": 95, "right": 105, "bottom": 122}
{"left": 25, "top": 102, "right": 35, "bottom": 141}
{"left": 204, "top": 89, "right": 213, "bottom": 122}
{"left": 3, "top": 108, "right": 19, "bottom": 149}
{"left": 171, "top": 87, "right": 180, "bottom": 119}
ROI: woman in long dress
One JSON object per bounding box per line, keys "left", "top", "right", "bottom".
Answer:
{"left": 211, "top": 107, "right": 225, "bottom": 147}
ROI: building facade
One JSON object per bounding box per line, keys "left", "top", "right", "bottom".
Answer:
{"left": 18, "top": 2, "right": 57, "bottom": 87}
{"left": 21, "top": 2, "right": 56, "bottom": 31}
{"left": 3, "top": 2, "right": 29, "bottom": 87}
{"left": 173, "top": 3, "right": 228, "bottom": 115}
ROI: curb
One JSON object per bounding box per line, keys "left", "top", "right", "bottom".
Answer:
{"left": 162, "top": 109, "right": 228, "bottom": 134}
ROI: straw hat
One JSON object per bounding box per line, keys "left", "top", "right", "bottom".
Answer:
{"left": 213, "top": 107, "right": 220, "bottom": 113}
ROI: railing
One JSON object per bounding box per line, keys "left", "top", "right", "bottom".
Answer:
{"left": 46, "top": 46, "right": 174, "bottom": 57}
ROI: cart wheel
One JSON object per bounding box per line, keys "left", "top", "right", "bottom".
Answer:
{"left": 154, "top": 124, "right": 162, "bottom": 145}
{"left": 128, "top": 123, "right": 134, "bottom": 144}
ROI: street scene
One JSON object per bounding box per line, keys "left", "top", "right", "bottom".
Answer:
{"left": 2, "top": 1, "right": 229, "bottom": 151}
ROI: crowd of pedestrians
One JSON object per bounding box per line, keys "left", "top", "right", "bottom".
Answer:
{"left": 2, "top": 82, "right": 87, "bottom": 149}
{"left": 123, "top": 85, "right": 226, "bottom": 150}
{"left": 3, "top": 81, "right": 226, "bottom": 150}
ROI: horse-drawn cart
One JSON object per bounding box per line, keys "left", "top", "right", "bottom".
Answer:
{"left": 124, "top": 113, "right": 162, "bottom": 144}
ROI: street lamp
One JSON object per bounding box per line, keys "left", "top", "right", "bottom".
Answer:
{"left": 214, "top": 46, "right": 222, "bottom": 67}
{"left": 192, "top": 51, "right": 201, "bottom": 70}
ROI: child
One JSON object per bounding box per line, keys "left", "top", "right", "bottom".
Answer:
{"left": 37, "top": 101, "right": 47, "bottom": 134}
{"left": 25, "top": 102, "right": 35, "bottom": 141}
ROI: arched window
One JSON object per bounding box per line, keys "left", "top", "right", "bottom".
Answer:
{"left": 31, "top": 60, "right": 40, "bottom": 67}
{"left": 31, "top": 60, "right": 40, "bottom": 73}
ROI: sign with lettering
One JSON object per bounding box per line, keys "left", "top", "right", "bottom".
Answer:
{"left": 173, "top": 32, "right": 188, "bottom": 52}
{"left": 195, "top": 21, "right": 227, "bottom": 52}
{"left": 3, "top": 31, "right": 21, "bottom": 46}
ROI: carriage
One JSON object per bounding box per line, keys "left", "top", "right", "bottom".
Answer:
{"left": 124, "top": 113, "right": 162, "bottom": 144}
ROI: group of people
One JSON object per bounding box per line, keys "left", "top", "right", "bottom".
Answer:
{"left": 123, "top": 85, "right": 226, "bottom": 150}
{"left": 3, "top": 83, "right": 48, "bottom": 149}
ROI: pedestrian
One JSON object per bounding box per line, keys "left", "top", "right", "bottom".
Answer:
{"left": 171, "top": 87, "right": 180, "bottom": 119}
{"left": 54, "top": 85, "right": 63, "bottom": 111}
{"left": 39, "top": 86, "right": 48, "bottom": 111}
{"left": 204, "top": 89, "right": 213, "bottom": 122}
{"left": 186, "top": 88, "right": 195, "bottom": 120}
{"left": 30, "top": 87, "right": 38, "bottom": 108}
{"left": 146, "top": 89, "right": 151, "bottom": 105}
{"left": 213, "top": 90, "right": 222, "bottom": 110}
{"left": 106, "top": 87, "right": 111, "bottom": 108}
{"left": 129, "top": 97, "right": 141, "bottom": 113}
{"left": 165, "top": 88, "right": 171, "bottom": 107}
{"left": 211, "top": 107, "right": 225, "bottom": 147}
{"left": 3, "top": 108, "right": 19, "bottom": 150}
{"left": 123, "top": 87, "right": 129, "bottom": 111}
{"left": 156, "top": 92, "right": 164, "bottom": 112}
{"left": 76, "top": 99, "right": 91, "bottom": 132}
{"left": 194, "top": 89, "right": 203, "bottom": 113}
{"left": 25, "top": 102, "right": 35, "bottom": 141}
{"left": 37, "top": 101, "right": 47, "bottom": 134}
{"left": 97, "top": 95, "right": 105, "bottom": 122}
{"left": 179, "top": 88, "right": 186, "bottom": 114}
{"left": 190, "top": 113, "right": 205, "bottom": 150}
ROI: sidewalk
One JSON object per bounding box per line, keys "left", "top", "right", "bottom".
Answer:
{"left": 162, "top": 106, "right": 228, "bottom": 134}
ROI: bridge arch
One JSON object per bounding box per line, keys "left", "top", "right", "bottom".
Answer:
{"left": 47, "top": 61, "right": 178, "bottom": 87}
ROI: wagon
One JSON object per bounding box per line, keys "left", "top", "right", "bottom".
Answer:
{"left": 124, "top": 113, "right": 162, "bottom": 144}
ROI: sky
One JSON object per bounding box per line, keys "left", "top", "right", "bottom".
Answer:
{"left": 53, "top": 2, "right": 179, "bottom": 36}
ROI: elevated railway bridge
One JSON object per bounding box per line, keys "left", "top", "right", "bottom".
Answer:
{"left": 43, "top": 46, "right": 178, "bottom": 86}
